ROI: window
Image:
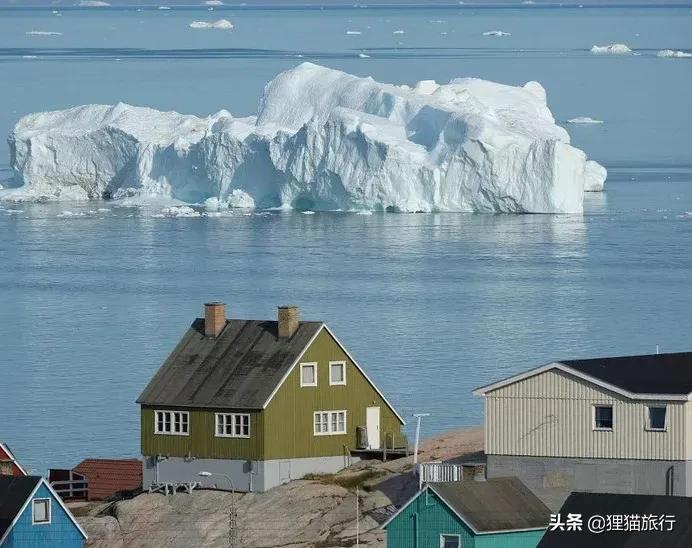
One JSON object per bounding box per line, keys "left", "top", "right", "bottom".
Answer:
{"left": 440, "top": 534, "right": 460, "bottom": 548}
{"left": 329, "top": 361, "right": 346, "bottom": 386}
{"left": 647, "top": 406, "right": 667, "bottom": 431}
{"left": 314, "top": 410, "right": 347, "bottom": 435}
{"left": 154, "top": 410, "right": 189, "bottom": 435}
{"left": 215, "top": 413, "right": 251, "bottom": 438}
{"left": 32, "top": 499, "right": 51, "bottom": 525}
{"left": 300, "top": 362, "right": 317, "bottom": 387}
{"left": 594, "top": 405, "right": 613, "bottom": 430}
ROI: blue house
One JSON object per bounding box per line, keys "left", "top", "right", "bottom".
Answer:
{"left": 383, "top": 478, "right": 550, "bottom": 548}
{"left": 0, "top": 475, "right": 87, "bottom": 548}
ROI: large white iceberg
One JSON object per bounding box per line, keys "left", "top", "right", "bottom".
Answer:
{"left": 3, "top": 63, "right": 605, "bottom": 213}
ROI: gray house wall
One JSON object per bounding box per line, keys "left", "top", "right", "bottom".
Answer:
{"left": 142, "top": 454, "right": 357, "bottom": 493}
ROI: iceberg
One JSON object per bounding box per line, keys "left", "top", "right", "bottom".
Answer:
{"left": 25, "top": 31, "right": 63, "bottom": 36}
{"left": 78, "top": 0, "right": 110, "bottom": 6}
{"left": 567, "top": 117, "right": 604, "bottom": 124}
{"left": 483, "top": 30, "right": 511, "bottom": 37}
{"left": 3, "top": 63, "right": 606, "bottom": 213}
{"left": 189, "top": 19, "right": 234, "bottom": 30}
{"left": 590, "top": 43, "right": 632, "bottom": 55}
{"left": 657, "top": 49, "right": 692, "bottom": 58}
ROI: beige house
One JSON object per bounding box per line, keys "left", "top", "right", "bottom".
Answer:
{"left": 474, "top": 352, "right": 692, "bottom": 509}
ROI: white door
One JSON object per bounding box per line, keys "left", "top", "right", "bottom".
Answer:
{"left": 366, "top": 406, "right": 381, "bottom": 450}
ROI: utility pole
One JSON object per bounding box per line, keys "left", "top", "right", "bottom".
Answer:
{"left": 412, "top": 413, "right": 430, "bottom": 466}
{"left": 356, "top": 486, "right": 360, "bottom": 548}
{"left": 199, "top": 471, "right": 237, "bottom": 548}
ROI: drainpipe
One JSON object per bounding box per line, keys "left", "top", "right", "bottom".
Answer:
{"left": 412, "top": 512, "right": 418, "bottom": 548}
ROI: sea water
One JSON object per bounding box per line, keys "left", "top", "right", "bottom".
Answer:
{"left": 0, "top": 5, "right": 691, "bottom": 473}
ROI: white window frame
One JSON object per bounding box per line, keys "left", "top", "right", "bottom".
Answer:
{"left": 645, "top": 405, "right": 668, "bottom": 432}
{"left": 329, "top": 361, "right": 347, "bottom": 386}
{"left": 32, "top": 498, "right": 51, "bottom": 525}
{"left": 313, "top": 410, "right": 347, "bottom": 436}
{"left": 592, "top": 404, "right": 614, "bottom": 431}
{"left": 154, "top": 410, "right": 190, "bottom": 436}
{"left": 300, "top": 362, "right": 318, "bottom": 387}
{"left": 215, "top": 413, "right": 251, "bottom": 438}
{"left": 440, "top": 534, "right": 461, "bottom": 548}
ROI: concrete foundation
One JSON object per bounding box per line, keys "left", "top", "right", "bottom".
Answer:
{"left": 487, "top": 454, "right": 692, "bottom": 511}
{"left": 142, "top": 454, "right": 358, "bottom": 493}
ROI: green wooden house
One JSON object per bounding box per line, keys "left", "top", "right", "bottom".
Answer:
{"left": 383, "top": 478, "right": 550, "bottom": 548}
{"left": 137, "top": 303, "right": 406, "bottom": 492}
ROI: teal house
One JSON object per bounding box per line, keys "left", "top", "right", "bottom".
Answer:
{"left": 384, "top": 478, "right": 549, "bottom": 548}
{"left": 0, "top": 476, "right": 87, "bottom": 548}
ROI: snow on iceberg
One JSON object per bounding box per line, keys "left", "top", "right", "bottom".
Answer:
{"left": 189, "top": 19, "right": 234, "bottom": 30}
{"left": 567, "top": 117, "right": 604, "bottom": 124}
{"left": 591, "top": 43, "right": 632, "bottom": 54}
{"left": 657, "top": 49, "right": 692, "bottom": 58}
{"left": 3, "top": 63, "right": 606, "bottom": 213}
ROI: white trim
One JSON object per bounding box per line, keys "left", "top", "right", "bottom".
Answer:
{"left": 645, "top": 404, "right": 668, "bottom": 432}
{"left": 329, "top": 361, "right": 347, "bottom": 386}
{"left": 439, "top": 533, "right": 460, "bottom": 548}
{"left": 473, "top": 361, "right": 692, "bottom": 402}
{"left": 215, "top": 413, "right": 251, "bottom": 438}
{"left": 0, "top": 477, "right": 88, "bottom": 545}
{"left": 0, "top": 442, "right": 28, "bottom": 475}
{"left": 262, "top": 324, "right": 406, "bottom": 425}
{"left": 154, "top": 410, "right": 190, "bottom": 436}
{"left": 313, "top": 410, "right": 347, "bottom": 436}
{"left": 592, "top": 404, "right": 614, "bottom": 431}
{"left": 31, "top": 498, "right": 51, "bottom": 525}
{"left": 299, "top": 362, "right": 318, "bottom": 387}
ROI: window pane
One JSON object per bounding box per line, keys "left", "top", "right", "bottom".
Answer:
{"left": 33, "top": 500, "right": 49, "bottom": 523}
{"left": 595, "top": 406, "right": 613, "bottom": 429}
{"left": 315, "top": 414, "right": 321, "bottom": 433}
{"left": 242, "top": 415, "right": 250, "bottom": 436}
{"left": 217, "top": 416, "right": 224, "bottom": 435}
{"left": 338, "top": 412, "right": 345, "bottom": 433}
{"left": 331, "top": 364, "right": 344, "bottom": 383}
{"left": 649, "top": 407, "right": 666, "bottom": 429}
{"left": 442, "top": 536, "right": 459, "bottom": 548}
{"left": 302, "top": 365, "right": 315, "bottom": 385}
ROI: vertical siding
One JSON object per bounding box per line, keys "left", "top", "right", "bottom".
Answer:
{"left": 475, "top": 530, "right": 545, "bottom": 548}
{"left": 263, "top": 328, "right": 406, "bottom": 459}
{"left": 486, "top": 369, "right": 686, "bottom": 460}
{"left": 386, "top": 490, "right": 476, "bottom": 548}
{"left": 3, "top": 484, "right": 84, "bottom": 548}
{"left": 141, "top": 407, "right": 265, "bottom": 460}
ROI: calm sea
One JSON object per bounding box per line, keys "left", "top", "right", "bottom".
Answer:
{"left": 1, "top": 5, "right": 691, "bottom": 474}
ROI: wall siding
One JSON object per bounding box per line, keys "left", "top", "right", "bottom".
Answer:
{"left": 1, "top": 484, "right": 84, "bottom": 548}
{"left": 141, "top": 328, "right": 405, "bottom": 461}
{"left": 141, "top": 407, "right": 264, "bottom": 460}
{"left": 486, "top": 369, "right": 687, "bottom": 460}
{"left": 263, "top": 329, "right": 406, "bottom": 459}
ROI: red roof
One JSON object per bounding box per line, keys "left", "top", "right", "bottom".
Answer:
{"left": 0, "top": 443, "right": 27, "bottom": 477}
{"left": 73, "top": 459, "right": 142, "bottom": 501}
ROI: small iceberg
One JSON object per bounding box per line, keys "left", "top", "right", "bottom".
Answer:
{"left": 25, "top": 31, "right": 63, "bottom": 36}
{"left": 567, "top": 117, "right": 604, "bottom": 124}
{"left": 358, "top": 53, "right": 370, "bottom": 58}
{"left": 483, "top": 30, "right": 511, "bottom": 37}
{"left": 346, "top": 30, "right": 362, "bottom": 35}
{"left": 590, "top": 43, "right": 632, "bottom": 55}
{"left": 657, "top": 49, "right": 692, "bottom": 58}
{"left": 158, "top": 6, "right": 171, "bottom": 10}
{"left": 189, "top": 19, "right": 234, "bottom": 30}
{"left": 393, "top": 30, "right": 405, "bottom": 34}
{"left": 159, "top": 205, "right": 201, "bottom": 218}
{"left": 78, "top": 0, "right": 110, "bottom": 6}
{"left": 204, "top": 0, "right": 224, "bottom": 4}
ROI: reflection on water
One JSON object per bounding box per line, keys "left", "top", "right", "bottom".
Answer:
{"left": 2, "top": 174, "right": 692, "bottom": 473}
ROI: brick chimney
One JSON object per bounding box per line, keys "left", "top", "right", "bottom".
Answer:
{"left": 204, "top": 302, "right": 226, "bottom": 337}
{"left": 277, "top": 305, "right": 300, "bottom": 338}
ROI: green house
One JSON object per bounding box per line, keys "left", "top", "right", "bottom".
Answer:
{"left": 137, "top": 302, "right": 406, "bottom": 492}
{"left": 384, "top": 478, "right": 550, "bottom": 548}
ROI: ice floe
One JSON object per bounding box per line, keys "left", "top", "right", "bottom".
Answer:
{"left": 3, "top": 63, "right": 606, "bottom": 213}
{"left": 657, "top": 49, "right": 692, "bottom": 58}
{"left": 590, "top": 43, "right": 632, "bottom": 54}
{"left": 189, "top": 19, "right": 234, "bottom": 30}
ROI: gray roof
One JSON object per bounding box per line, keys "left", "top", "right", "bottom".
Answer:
{"left": 137, "top": 319, "right": 323, "bottom": 409}
{"left": 431, "top": 478, "right": 550, "bottom": 533}
{"left": 0, "top": 476, "right": 42, "bottom": 539}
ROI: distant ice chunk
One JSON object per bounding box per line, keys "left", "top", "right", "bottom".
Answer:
{"left": 204, "top": 0, "right": 224, "bottom": 4}
{"left": 189, "top": 19, "right": 234, "bottom": 30}
{"left": 346, "top": 30, "right": 362, "bottom": 35}
{"left": 25, "top": 31, "right": 63, "bottom": 36}
{"left": 591, "top": 43, "right": 632, "bottom": 54}
{"left": 483, "top": 30, "right": 511, "bottom": 37}
{"left": 160, "top": 205, "right": 201, "bottom": 217}
{"left": 567, "top": 117, "right": 604, "bottom": 124}
{"left": 657, "top": 49, "right": 692, "bottom": 58}
{"left": 358, "top": 53, "right": 370, "bottom": 58}
{"left": 158, "top": 6, "right": 171, "bottom": 10}
{"left": 4, "top": 63, "right": 607, "bottom": 213}
{"left": 393, "top": 30, "right": 405, "bottom": 34}
{"left": 78, "top": 0, "right": 110, "bottom": 6}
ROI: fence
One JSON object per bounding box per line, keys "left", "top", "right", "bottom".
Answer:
{"left": 417, "top": 462, "right": 464, "bottom": 489}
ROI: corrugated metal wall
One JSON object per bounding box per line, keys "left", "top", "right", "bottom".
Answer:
{"left": 485, "top": 369, "right": 687, "bottom": 460}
